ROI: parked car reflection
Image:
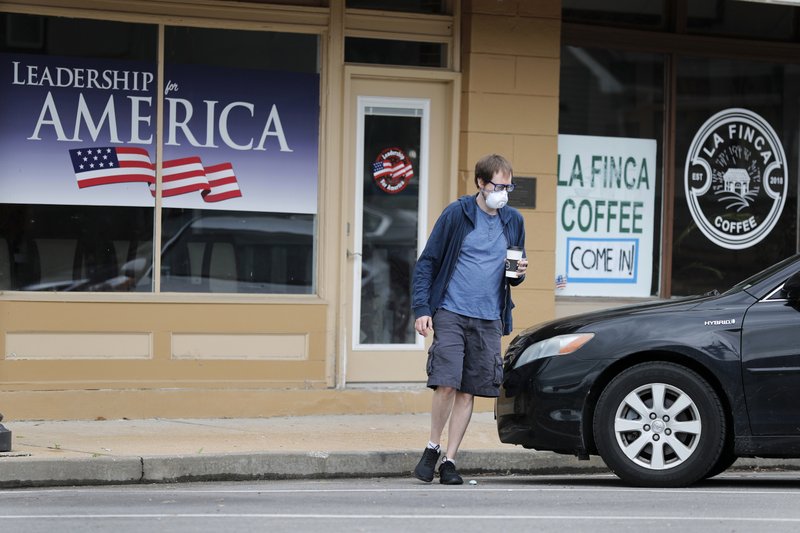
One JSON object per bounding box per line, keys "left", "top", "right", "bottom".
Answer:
{"left": 137, "top": 212, "right": 314, "bottom": 294}
{"left": 359, "top": 205, "right": 418, "bottom": 345}
{"left": 18, "top": 212, "right": 314, "bottom": 294}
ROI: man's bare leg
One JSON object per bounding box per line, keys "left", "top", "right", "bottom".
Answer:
{"left": 413, "top": 386, "right": 456, "bottom": 482}
{"left": 429, "top": 386, "right": 456, "bottom": 445}
{"left": 444, "top": 391, "right": 474, "bottom": 461}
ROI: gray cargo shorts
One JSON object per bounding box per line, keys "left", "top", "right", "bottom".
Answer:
{"left": 426, "top": 308, "right": 503, "bottom": 398}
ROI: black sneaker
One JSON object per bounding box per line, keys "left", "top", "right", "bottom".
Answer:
{"left": 413, "top": 447, "right": 440, "bottom": 482}
{"left": 438, "top": 460, "right": 463, "bottom": 485}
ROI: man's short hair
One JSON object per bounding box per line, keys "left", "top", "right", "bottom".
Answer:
{"left": 474, "top": 154, "right": 513, "bottom": 188}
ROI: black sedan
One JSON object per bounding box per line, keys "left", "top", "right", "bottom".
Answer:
{"left": 497, "top": 254, "right": 800, "bottom": 487}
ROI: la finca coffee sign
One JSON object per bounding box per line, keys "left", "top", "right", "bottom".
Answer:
{"left": 685, "top": 108, "right": 787, "bottom": 250}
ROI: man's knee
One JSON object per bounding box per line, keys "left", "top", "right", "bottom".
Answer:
{"left": 435, "top": 385, "right": 457, "bottom": 397}
{"left": 454, "top": 390, "right": 474, "bottom": 404}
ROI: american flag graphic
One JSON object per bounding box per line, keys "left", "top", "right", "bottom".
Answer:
{"left": 69, "top": 147, "right": 155, "bottom": 188}
{"left": 372, "top": 161, "right": 392, "bottom": 178}
{"left": 69, "top": 147, "right": 241, "bottom": 203}
{"left": 201, "top": 163, "right": 240, "bottom": 202}
{"left": 372, "top": 160, "right": 413, "bottom": 181}
{"left": 556, "top": 275, "right": 568, "bottom": 289}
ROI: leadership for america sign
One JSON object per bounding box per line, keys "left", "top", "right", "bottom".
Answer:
{"left": 0, "top": 53, "right": 320, "bottom": 214}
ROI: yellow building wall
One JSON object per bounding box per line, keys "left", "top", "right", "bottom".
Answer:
{"left": 0, "top": 299, "right": 332, "bottom": 418}
{"left": 460, "top": 0, "right": 561, "bottom": 343}
{"left": 0, "top": 1, "right": 563, "bottom": 420}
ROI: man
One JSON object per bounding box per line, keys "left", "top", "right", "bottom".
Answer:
{"left": 411, "top": 154, "right": 527, "bottom": 485}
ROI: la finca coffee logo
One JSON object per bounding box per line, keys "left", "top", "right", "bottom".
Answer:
{"left": 685, "top": 108, "right": 787, "bottom": 250}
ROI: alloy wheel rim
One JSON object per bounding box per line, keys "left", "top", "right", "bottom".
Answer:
{"left": 612, "top": 382, "right": 702, "bottom": 470}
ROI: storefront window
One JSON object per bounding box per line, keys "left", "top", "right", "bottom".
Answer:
{"left": 558, "top": 46, "right": 665, "bottom": 296}
{"left": 345, "top": 38, "right": 447, "bottom": 68}
{"left": 672, "top": 57, "right": 800, "bottom": 295}
{"left": 0, "top": 15, "right": 321, "bottom": 294}
{"left": 164, "top": 27, "right": 318, "bottom": 72}
{"left": 562, "top": 0, "right": 667, "bottom": 29}
{"left": 562, "top": 1, "right": 800, "bottom": 300}
{"left": 0, "top": 14, "right": 157, "bottom": 291}
{"left": 346, "top": 0, "right": 447, "bottom": 15}
{"left": 160, "top": 27, "right": 319, "bottom": 294}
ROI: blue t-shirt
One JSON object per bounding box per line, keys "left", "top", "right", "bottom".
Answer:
{"left": 441, "top": 207, "right": 507, "bottom": 320}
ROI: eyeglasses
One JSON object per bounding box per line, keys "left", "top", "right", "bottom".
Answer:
{"left": 485, "top": 180, "right": 515, "bottom": 193}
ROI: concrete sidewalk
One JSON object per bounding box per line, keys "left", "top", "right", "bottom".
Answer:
{"left": 0, "top": 413, "right": 798, "bottom": 488}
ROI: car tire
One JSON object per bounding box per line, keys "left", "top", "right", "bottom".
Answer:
{"left": 704, "top": 446, "right": 737, "bottom": 479}
{"left": 593, "top": 362, "right": 726, "bottom": 487}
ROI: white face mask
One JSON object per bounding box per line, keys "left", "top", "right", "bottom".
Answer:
{"left": 485, "top": 189, "right": 508, "bottom": 209}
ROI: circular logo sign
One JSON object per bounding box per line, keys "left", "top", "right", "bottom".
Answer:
{"left": 372, "top": 147, "right": 414, "bottom": 194}
{"left": 685, "top": 108, "right": 787, "bottom": 250}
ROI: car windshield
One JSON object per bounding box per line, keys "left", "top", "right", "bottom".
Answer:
{"left": 722, "top": 254, "right": 800, "bottom": 295}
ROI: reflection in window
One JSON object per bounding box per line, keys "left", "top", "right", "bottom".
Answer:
{"left": 0, "top": 205, "right": 153, "bottom": 292}
{"left": 145, "top": 210, "right": 314, "bottom": 294}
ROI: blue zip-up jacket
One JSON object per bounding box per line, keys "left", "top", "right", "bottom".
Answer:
{"left": 412, "top": 194, "right": 526, "bottom": 336}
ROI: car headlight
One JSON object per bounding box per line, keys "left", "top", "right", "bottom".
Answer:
{"left": 512, "top": 333, "right": 595, "bottom": 369}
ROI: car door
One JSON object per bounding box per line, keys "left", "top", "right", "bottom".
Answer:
{"left": 741, "top": 285, "right": 800, "bottom": 435}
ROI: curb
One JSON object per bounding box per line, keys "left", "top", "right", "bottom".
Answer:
{"left": 0, "top": 450, "right": 609, "bottom": 488}
{"left": 2, "top": 451, "right": 800, "bottom": 488}
{"left": 141, "top": 450, "right": 611, "bottom": 484}
{"left": 0, "top": 456, "right": 143, "bottom": 488}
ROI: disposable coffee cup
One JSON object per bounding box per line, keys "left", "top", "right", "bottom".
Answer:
{"left": 505, "top": 246, "right": 523, "bottom": 278}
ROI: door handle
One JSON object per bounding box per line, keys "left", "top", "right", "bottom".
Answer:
{"left": 347, "top": 249, "right": 362, "bottom": 258}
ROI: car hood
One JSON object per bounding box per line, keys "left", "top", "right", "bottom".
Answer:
{"left": 515, "top": 293, "right": 726, "bottom": 345}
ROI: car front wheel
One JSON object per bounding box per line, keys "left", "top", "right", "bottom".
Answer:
{"left": 593, "top": 362, "right": 726, "bottom": 487}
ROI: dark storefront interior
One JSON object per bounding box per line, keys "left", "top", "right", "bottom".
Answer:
{"left": 560, "top": 0, "right": 800, "bottom": 297}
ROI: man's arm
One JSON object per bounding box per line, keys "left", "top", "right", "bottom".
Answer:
{"left": 411, "top": 205, "right": 454, "bottom": 319}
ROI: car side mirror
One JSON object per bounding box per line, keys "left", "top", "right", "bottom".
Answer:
{"left": 781, "top": 272, "right": 800, "bottom": 301}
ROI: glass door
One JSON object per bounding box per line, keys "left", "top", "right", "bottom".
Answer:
{"left": 343, "top": 73, "right": 455, "bottom": 383}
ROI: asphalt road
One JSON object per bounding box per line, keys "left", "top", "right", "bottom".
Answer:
{"left": 2, "top": 472, "right": 800, "bottom": 532}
